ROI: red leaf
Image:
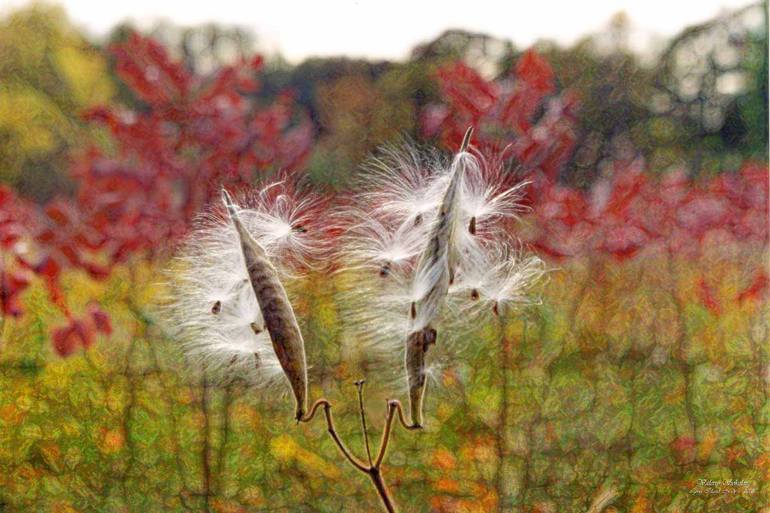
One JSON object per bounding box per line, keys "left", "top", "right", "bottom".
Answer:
{"left": 73, "top": 319, "right": 95, "bottom": 348}
{"left": 515, "top": 49, "right": 555, "bottom": 93}
{"left": 34, "top": 256, "right": 61, "bottom": 281}
{"left": 698, "top": 278, "right": 721, "bottom": 315}
{"left": 737, "top": 273, "right": 769, "bottom": 303}
{"left": 82, "top": 261, "right": 111, "bottom": 281}
{"left": 52, "top": 324, "right": 78, "bottom": 357}
{"left": 601, "top": 224, "right": 648, "bottom": 260}
{"left": 670, "top": 436, "right": 696, "bottom": 464}
{"left": 0, "top": 271, "right": 30, "bottom": 317}
{"left": 88, "top": 304, "right": 113, "bottom": 335}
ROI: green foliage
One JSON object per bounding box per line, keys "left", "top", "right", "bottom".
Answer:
{"left": 1, "top": 249, "right": 767, "bottom": 512}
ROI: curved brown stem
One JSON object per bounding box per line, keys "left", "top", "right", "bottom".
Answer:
{"left": 300, "top": 398, "right": 369, "bottom": 472}
{"left": 299, "top": 395, "right": 422, "bottom": 513}
{"left": 387, "top": 399, "right": 423, "bottom": 432}
{"left": 374, "top": 401, "right": 397, "bottom": 468}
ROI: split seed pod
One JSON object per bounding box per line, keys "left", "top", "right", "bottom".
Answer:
{"left": 404, "top": 127, "right": 473, "bottom": 427}
{"left": 338, "top": 126, "right": 542, "bottom": 428}
{"left": 222, "top": 189, "right": 308, "bottom": 421}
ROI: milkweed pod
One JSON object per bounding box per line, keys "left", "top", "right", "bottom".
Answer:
{"left": 405, "top": 326, "right": 436, "bottom": 427}
{"left": 404, "top": 130, "right": 473, "bottom": 425}
{"left": 222, "top": 189, "right": 308, "bottom": 420}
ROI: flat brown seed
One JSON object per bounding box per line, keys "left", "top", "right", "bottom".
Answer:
{"left": 211, "top": 300, "right": 222, "bottom": 314}
{"left": 250, "top": 322, "right": 263, "bottom": 335}
{"left": 471, "top": 289, "right": 479, "bottom": 300}
{"left": 424, "top": 328, "right": 437, "bottom": 351}
{"left": 469, "top": 216, "right": 477, "bottom": 235}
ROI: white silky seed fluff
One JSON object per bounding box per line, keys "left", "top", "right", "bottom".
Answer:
{"left": 159, "top": 182, "right": 322, "bottom": 389}
{"left": 338, "top": 142, "right": 545, "bottom": 382}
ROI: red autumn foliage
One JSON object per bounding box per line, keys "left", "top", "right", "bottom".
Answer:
{"left": 2, "top": 32, "right": 316, "bottom": 356}
{"left": 424, "top": 50, "right": 769, "bottom": 263}
{"left": 3, "top": 42, "right": 766, "bottom": 357}
{"left": 50, "top": 305, "right": 114, "bottom": 357}
{"left": 51, "top": 318, "right": 95, "bottom": 357}
{"left": 423, "top": 49, "right": 579, "bottom": 180}
{"left": 77, "top": 33, "right": 313, "bottom": 264}
{"left": 737, "top": 272, "right": 769, "bottom": 303}
{"left": 1, "top": 185, "right": 40, "bottom": 318}
{"left": 670, "top": 435, "right": 697, "bottom": 465}
{"left": 0, "top": 186, "right": 27, "bottom": 249}
{"left": 87, "top": 303, "right": 113, "bottom": 335}
{"left": 0, "top": 271, "right": 29, "bottom": 318}
{"left": 697, "top": 277, "right": 721, "bottom": 315}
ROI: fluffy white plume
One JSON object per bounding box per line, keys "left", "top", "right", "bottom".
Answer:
{"left": 450, "top": 243, "right": 548, "bottom": 317}
{"left": 159, "top": 181, "right": 323, "bottom": 389}
{"left": 338, "top": 133, "right": 545, "bottom": 419}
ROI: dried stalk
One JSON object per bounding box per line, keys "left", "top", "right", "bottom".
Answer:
{"left": 300, "top": 383, "right": 420, "bottom": 513}
{"left": 494, "top": 313, "right": 512, "bottom": 512}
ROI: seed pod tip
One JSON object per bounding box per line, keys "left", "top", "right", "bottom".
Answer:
{"left": 221, "top": 187, "right": 238, "bottom": 218}
{"left": 460, "top": 127, "right": 474, "bottom": 153}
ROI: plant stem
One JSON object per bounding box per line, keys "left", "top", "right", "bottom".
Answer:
{"left": 300, "top": 394, "right": 420, "bottom": 513}
{"left": 200, "top": 374, "right": 212, "bottom": 512}
{"left": 355, "top": 380, "right": 374, "bottom": 466}
{"left": 368, "top": 467, "right": 396, "bottom": 513}
{"left": 301, "top": 399, "right": 369, "bottom": 472}
{"left": 494, "top": 313, "right": 513, "bottom": 513}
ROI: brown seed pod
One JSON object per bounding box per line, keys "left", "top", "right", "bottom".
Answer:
{"left": 405, "top": 326, "right": 436, "bottom": 428}
{"left": 404, "top": 127, "right": 473, "bottom": 426}
{"left": 222, "top": 189, "right": 308, "bottom": 421}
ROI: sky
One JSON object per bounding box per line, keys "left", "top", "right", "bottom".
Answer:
{"left": 0, "top": 0, "right": 758, "bottom": 62}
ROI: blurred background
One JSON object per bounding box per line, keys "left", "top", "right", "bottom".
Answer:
{"left": 0, "top": 1, "right": 767, "bottom": 512}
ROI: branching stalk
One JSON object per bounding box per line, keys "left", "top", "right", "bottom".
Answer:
{"left": 300, "top": 388, "right": 421, "bottom": 513}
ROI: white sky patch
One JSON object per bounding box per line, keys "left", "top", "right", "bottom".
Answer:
{"left": 0, "top": 0, "right": 755, "bottom": 62}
